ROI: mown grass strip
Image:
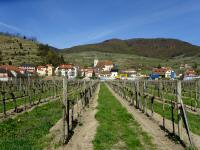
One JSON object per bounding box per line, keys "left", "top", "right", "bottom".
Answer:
{"left": 0, "top": 100, "right": 62, "bottom": 150}
{"left": 93, "top": 84, "right": 155, "bottom": 150}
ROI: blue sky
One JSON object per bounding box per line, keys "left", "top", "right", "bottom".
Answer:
{"left": 0, "top": 0, "right": 200, "bottom": 48}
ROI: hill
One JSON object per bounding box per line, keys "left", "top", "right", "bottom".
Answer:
{"left": 63, "top": 38, "right": 200, "bottom": 58}
{"left": 0, "top": 33, "right": 64, "bottom": 66}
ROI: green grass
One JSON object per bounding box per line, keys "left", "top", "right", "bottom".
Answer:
{"left": 0, "top": 100, "right": 62, "bottom": 150}
{"left": 144, "top": 97, "right": 200, "bottom": 135}
{"left": 93, "top": 84, "right": 155, "bottom": 150}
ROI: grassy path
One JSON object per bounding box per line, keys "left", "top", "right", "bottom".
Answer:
{"left": 0, "top": 100, "right": 62, "bottom": 150}
{"left": 93, "top": 84, "right": 155, "bottom": 150}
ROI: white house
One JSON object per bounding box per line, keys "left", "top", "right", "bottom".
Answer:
{"left": 81, "top": 68, "right": 94, "bottom": 78}
{"left": 37, "top": 66, "right": 47, "bottom": 76}
{"left": 110, "top": 69, "right": 118, "bottom": 78}
{"left": 165, "top": 70, "right": 172, "bottom": 78}
{"left": 122, "top": 69, "right": 137, "bottom": 78}
{"left": 95, "top": 60, "right": 114, "bottom": 72}
{"left": 55, "top": 64, "right": 77, "bottom": 79}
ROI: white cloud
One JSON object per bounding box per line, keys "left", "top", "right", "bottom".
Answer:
{"left": 0, "top": 22, "right": 21, "bottom": 31}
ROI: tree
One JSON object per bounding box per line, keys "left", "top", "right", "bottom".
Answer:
{"left": 60, "top": 55, "right": 65, "bottom": 64}
{"left": 192, "top": 62, "right": 198, "bottom": 69}
{"left": 19, "top": 43, "right": 23, "bottom": 49}
{"left": 0, "top": 51, "right": 2, "bottom": 61}
{"left": 9, "top": 61, "right": 12, "bottom": 65}
{"left": 92, "top": 70, "right": 96, "bottom": 78}
{"left": 83, "top": 71, "right": 85, "bottom": 77}
{"left": 157, "top": 64, "right": 162, "bottom": 68}
{"left": 38, "top": 44, "right": 65, "bottom": 66}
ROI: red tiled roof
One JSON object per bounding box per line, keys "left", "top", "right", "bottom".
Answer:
{"left": 186, "top": 69, "right": 196, "bottom": 75}
{"left": 18, "top": 67, "right": 25, "bottom": 72}
{"left": 96, "top": 60, "right": 113, "bottom": 68}
{"left": 99, "top": 71, "right": 111, "bottom": 75}
{"left": 81, "top": 68, "right": 95, "bottom": 73}
{"left": 59, "top": 64, "right": 73, "bottom": 69}
{"left": 0, "top": 65, "right": 20, "bottom": 72}
{"left": 153, "top": 67, "right": 172, "bottom": 75}
{"left": 37, "top": 66, "right": 46, "bottom": 71}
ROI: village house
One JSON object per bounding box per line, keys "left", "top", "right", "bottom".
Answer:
{"left": 151, "top": 67, "right": 176, "bottom": 79}
{"left": 110, "top": 69, "right": 118, "bottom": 78}
{"left": 121, "top": 69, "right": 137, "bottom": 78}
{"left": 18, "top": 67, "right": 26, "bottom": 75}
{"left": 0, "top": 68, "right": 14, "bottom": 81}
{"left": 180, "top": 64, "right": 192, "bottom": 70}
{"left": 36, "top": 64, "right": 54, "bottom": 76}
{"left": 37, "top": 66, "right": 47, "bottom": 76}
{"left": 46, "top": 64, "right": 53, "bottom": 76}
{"left": 183, "top": 69, "right": 200, "bottom": 80}
{"left": 98, "top": 71, "right": 112, "bottom": 80}
{"left": 55, "top": 64, "right": 77, "bottom": 79}
{"left": 19, "top": 64, "right": 36, "bottom": 73}
{"left": 185, "top": 69, "right": 196, "bottom": 76}
{"left": 94, "top": 58, "right": 114, "bottom": 72}
{"left": 81, "top": 67, "right": 95, "bottom": 78}
{"left": 0, "top": 65, "right": 24, "bottom": 81}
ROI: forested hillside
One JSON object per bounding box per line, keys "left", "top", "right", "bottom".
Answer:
{"left": 64, "top": 38, "right": 200, "bottom": 58}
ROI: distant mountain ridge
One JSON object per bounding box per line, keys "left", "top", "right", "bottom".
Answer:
{"left": 63, "top": 38, "right": 200, "bottom": 58}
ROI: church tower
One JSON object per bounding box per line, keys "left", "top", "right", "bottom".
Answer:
{"left": 94, "top": 57, "right": 99, "bottom": 67}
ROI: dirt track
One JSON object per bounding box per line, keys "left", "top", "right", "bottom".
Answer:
{"left": 58, "top": 84, "right": 100, "bottom": 150}
{"left": 106, "top": 84, "right": 185, "bottom": 150}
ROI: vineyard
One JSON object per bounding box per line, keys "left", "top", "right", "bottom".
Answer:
{"left": 0, "top": 78, "right": 63, "bottom": 119}
{"left": 107, "top": 79, "right": 200, "bottom": 149}
{"left": 0, "top": 78, "right": 200, "bottom": 149}
{"left": 0, "top": 78, "right": 99, "bottom": 149}
{"left": 62, "top": 79, "right": 99, "bottom": 143}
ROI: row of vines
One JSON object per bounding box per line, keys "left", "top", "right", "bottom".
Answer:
{"left": 0, "top": 78, "right": 63, "bottom": 119}
{"left": 108, "top": 79, "right": 200, "bottom": 148}
{"left": 0, "top": 77, "right": 99, "bottom": 149}
{"left": 62, "top": 79, "right": 99, "bottom": 143}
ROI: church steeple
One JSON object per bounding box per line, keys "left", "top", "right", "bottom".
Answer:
{"left": 94, "top": 56, "right": 99, "bottom": 67}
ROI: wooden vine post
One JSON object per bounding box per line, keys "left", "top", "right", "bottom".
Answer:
{"left": 160, "top": 81, "right": 166, "bottom": 129}
{"left": 28, "top": 77, "right": 32, "bottom": 106}
{"left": 130, "top": 81, "right": 135, "bottom": 105}
{"left": 177, "top": 80, "right": 183, "bottom": 139}
{"left": 143, "top": 81, "right": 147, "bottom": 113}
{"left": 63, "top": 77, "right": 68, "bottom": 143}
{"left": 196, "top": 79, "right": 200, "bottom": 103}
{"left": 2, "top": 91, "right": 6, "bottom": 116}
{"left": 136, "top": 80, "right": 140, "bottom": 109}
